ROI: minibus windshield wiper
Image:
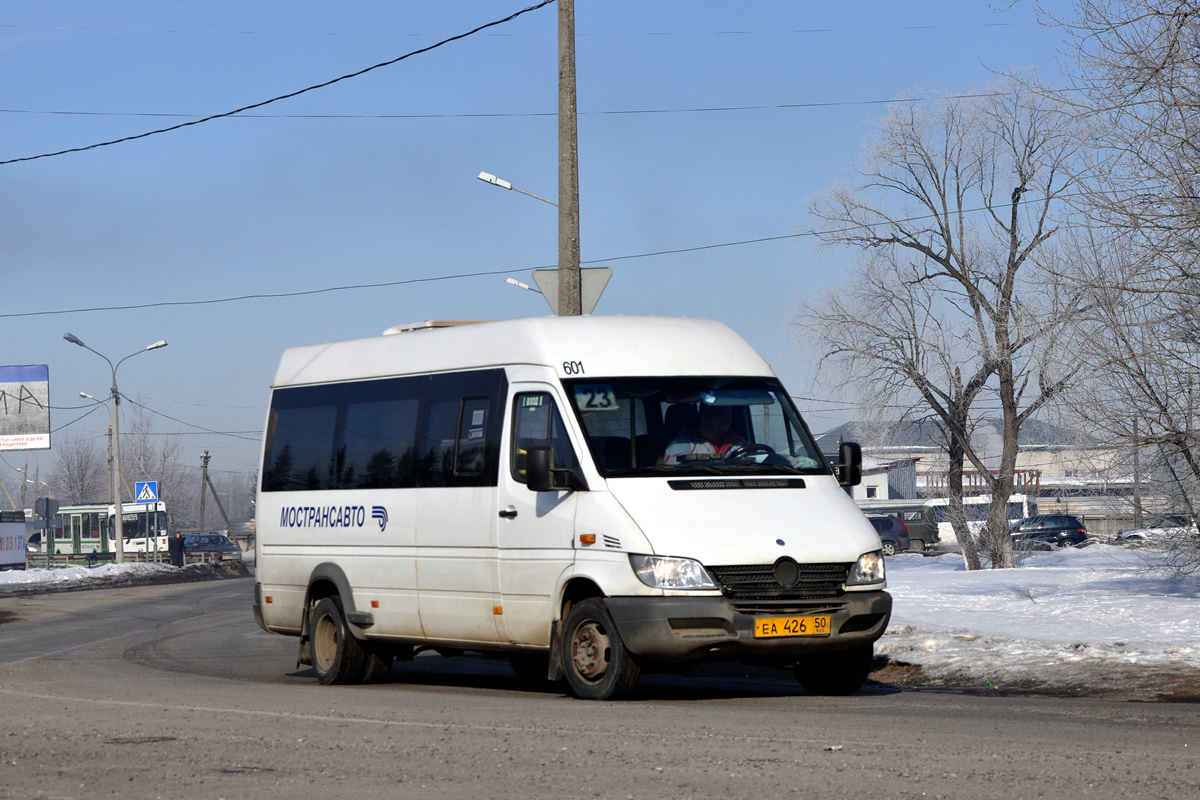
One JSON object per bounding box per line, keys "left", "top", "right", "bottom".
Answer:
{"left": 601, "top": 467, "right": 665, "bottom": 477}
{"left": 603, "top": 464, "right": 725, "bottom": 477}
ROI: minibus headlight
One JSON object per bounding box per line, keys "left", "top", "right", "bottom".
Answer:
{"left": 847, "top": 551, "right": 886, "bottom": 586}
{"left": 629, "top": 555, "right": 717, "bottom": 590}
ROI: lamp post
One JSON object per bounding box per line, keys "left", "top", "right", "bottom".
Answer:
{"left": 64, "top": 333, "right": 167, "bottom": 563}
{"left": 476, "top": 172, "right": 558, "bottom": 208}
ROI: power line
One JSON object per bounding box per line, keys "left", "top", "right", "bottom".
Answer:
{"left": 120, "top": 397, "right": 261, "bottom": 442}
{"left": 0, "top": 21, "right": 1038, "bottom": 38}
{"left": 50, "top": 404, "right": 106, "bottom": 434}
{"left": 0, "top": 90, "right": 1034, "bottom": 122}
{"left": 0, "top": 187, "right": 1092, "bottom": 320}
{"left": 141, "top": 396, "right": 263, "bottom": 411}
{"left": 0, "top": 266, "right": 536, "bottom": 319}
{"left": 0, "top": 0, "right": 555, "bottom": 167}
{"left": 48, "top": 396, "right": 260, "bottom": 441}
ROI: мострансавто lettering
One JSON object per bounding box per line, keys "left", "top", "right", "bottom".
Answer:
{"left": 280, "top": 505, "right": 367, "bottom": 529}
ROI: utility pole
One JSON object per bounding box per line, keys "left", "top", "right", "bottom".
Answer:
{"left": 106, "top": 426, "right": 113, "bottom": 521}
{"left": 557, "top": 0, "right": 582, "bottom": 316}
{"left": 1132, "top": 418, "right": 1143, "bottom": 528}
{"left": 199, "top": 450, "right": 231, "bottom": 532}
{"left": 200, "top": 452, "right": 208, "bottom": 531}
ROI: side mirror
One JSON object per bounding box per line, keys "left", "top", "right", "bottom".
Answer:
{"left": 527, "top": 447, "right": 554, "bottom": 492}
{"left": 526, "top": 446, "right": 588, "bottom": 492}
{"left": 836, "top": 441, "right": 863, "bottom": 487}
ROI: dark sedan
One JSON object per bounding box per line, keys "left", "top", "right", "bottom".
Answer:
{"left": 182, "top": 533, "right": 243, "bottom": 562}
{"left": 1009, "top": 514, "right": 1088, "bottom": 548}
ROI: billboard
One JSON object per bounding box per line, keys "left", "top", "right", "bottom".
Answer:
{"left": 0, "top": 365, "right": 50, "bottom": 451}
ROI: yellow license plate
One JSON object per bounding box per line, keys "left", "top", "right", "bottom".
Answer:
{"left": 754, "top": 615, "right": 831, "bottom": 638}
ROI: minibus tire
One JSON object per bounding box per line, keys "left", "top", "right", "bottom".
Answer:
{"left": 794, "top": 645, "right": 873, "bottom": 696}
{"left": 561, "top": 599, "right": 641, "bottom": 700}
{"left": 311, "top": 597, "right": 366, "bottom": 685}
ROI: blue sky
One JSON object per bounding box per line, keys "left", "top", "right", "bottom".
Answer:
{"left": 0, "top": 1, "right": 1065, "bottom": 482}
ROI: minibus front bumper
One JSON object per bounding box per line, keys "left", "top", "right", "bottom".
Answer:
{"left": 603, "top": 590, "right": 892, "bottom": 664}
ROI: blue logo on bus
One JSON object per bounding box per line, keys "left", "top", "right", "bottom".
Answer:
{"left": 372, "top": 506, "right": 388, "bottom": 532}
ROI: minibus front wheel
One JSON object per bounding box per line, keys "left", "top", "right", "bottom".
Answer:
{"left": 311, "top": 597, "right": 366, "bottom": 685}
{"left": 561, "top": 599, "right": 642, "bottom": 700}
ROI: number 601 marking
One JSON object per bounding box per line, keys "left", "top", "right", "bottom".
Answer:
{"left": 563, "top": 360, "right": 585, "bottom": 375}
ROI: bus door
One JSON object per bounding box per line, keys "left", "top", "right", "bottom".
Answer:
{"left": 496, "top": 386, "right": 580, "bottom": 646}
{"left": 414, "top": 371, "right": 506, "bottom": 644}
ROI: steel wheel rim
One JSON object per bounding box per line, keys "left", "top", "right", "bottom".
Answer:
{"left": 313, "top": 612, "right": 337, "bottom": 673}
{"left": 570, "top": 620, "right": 610, "bottom": 683}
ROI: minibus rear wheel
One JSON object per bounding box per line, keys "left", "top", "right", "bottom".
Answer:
{"left": 311, "top": 597, "right": 366, "bottom": 685}
{"left": 561, "top": 599, "right": 641, "bottom": 700}
{"left": 794, "top": 645, "right": 873, "bottom": 696}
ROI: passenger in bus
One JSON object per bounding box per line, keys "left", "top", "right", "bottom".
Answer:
{"left": 168, "top": 531, "right": 186, "bottom": 568}
{"left": 664, "top": 403, "right": 747, "bottom": 464}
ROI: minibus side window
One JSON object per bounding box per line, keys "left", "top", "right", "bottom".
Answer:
{"left": 262, "top": 384, "right": 344, "bottom": 491}
{"left": 511, "top": 393, "right": 579, "bottom": 483}
{"left": 454, "top": 397, "right": 490, "bottom": 476}
{"left": 341, "top": 378, "right": 421, "bottom": 489}
{"left": 416, "top": 370, "right": 506, "bottom": 488}
{"left": 263, "top": 370, "right": 505, "bottom": 492}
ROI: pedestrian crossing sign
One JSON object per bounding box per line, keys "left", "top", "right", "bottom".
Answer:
{"left": 135, "top": 481, "right": 159, "bottom": 503}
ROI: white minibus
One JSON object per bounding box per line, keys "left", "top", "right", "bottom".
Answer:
{"left": 253, "top": 316, "right": 891, "bottom": 700}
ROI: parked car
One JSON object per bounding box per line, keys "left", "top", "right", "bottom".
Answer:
{"left": 866, "top": 514, "right": 911, "bottom": 557}
{"left": 1116, "top": 514, "right": 1198, "bottom": 543}
{"left": 1009, "top": 514, "right": 1088, "bottom": 548}
{"left": 182, "top": 533, "right": 243, "bottom": 562}
{"left": 856, "top": 501, "right": 940, "bottom": 551}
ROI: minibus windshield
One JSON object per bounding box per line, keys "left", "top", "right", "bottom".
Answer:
{"left": 564, "top": 377, "right": 829, "bottom": 477}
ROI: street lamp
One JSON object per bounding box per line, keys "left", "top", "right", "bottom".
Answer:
{"left": 505, "top": 277, "right": 542, "bottom": 295}
{"left": 477, "top": 171, "right": 558, "bottom": 208}
{"left": 64, "top": 333, "right": 167, "bottom": 564}
{"left": 478, "top": 170, "right": 604, "bottom": 315}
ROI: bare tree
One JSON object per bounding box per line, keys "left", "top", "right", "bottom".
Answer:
{"left": 47, "top": 400, "right": 255, "bottom": 530}
{"left": 1055, "top": 231, "right": 1200, "bottom": 572}
{"left": 1025, "top": 1, "right": 1200, "bottom": 571}
{"left": 46, "top": 433, "right": 108, "bottom": 505}
{"left": 1030, "top": 1, "right": 1200, "bottom": 257}
{"left": 796, "top": 82, "right": 1080, "bottom": 569}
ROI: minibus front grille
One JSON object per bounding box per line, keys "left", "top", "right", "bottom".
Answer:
{"left": 730, "top": 602, "right": 844, "bottom": 616}
{"left": 708, "top": 563, "right": 850, "bottom": 600}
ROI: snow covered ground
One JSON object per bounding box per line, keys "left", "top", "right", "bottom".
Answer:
{"left": 2, "top": 544, "right": 1195, "bottom": 696}
{"left": 879, "top": 544, "right": 1200, "bottom": 696}
{"left": 0, "top": 559, "right": 183, "bottom": 587}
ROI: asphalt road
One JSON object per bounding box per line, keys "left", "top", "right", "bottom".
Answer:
{"left": 0, "top": 577, "right": 1196, "bottom": 799}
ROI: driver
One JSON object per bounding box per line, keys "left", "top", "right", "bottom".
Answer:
{"left": 664, "top": 403, "right": 747, "bottom": 465}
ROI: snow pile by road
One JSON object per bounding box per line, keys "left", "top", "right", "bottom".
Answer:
{"left": 0, "top": 560, "right": 177, "bottom": 586}
{"left": 879, "top": 543, "right": 1200, "bottom": 690}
